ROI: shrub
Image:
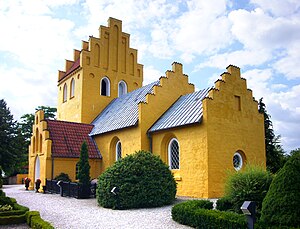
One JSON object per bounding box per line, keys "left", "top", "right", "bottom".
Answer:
{"left": 77, "top": 141, "right": 91, "bottom": 186}
{"left": 216, "top": 196, "right": 234, "bottom": 211}
{"left": 54, "top": 172, "right": 71, "bottom": 182}
{"left": 0, "top": 201, "right": 29, "bottom": 225}
{"left": 224, "top": 165, "right": 272, "bottom": 214}
{"left": 0, "top": 190, "right": 5, "bottom": 197}
{"left": 97, "top": 150, "right": 177, "bottom": 209}
{"left": 0, "top": 167, "right": 3, "bottom": 188}
{"left": 178, "top": 200, "right": 213, "bottom": 210}
{"left": 0, "top": 196, "right": 14, "bottom": 206}
{"left": 26, "top": 211, "right": 54, "bottom": 229}
{"left": 172, "top": 200, "right": 247, "bottom": 228}
{"left": 0, "top": 204, "right": 13, "bottom": 212}
{"left": 260, "top": 152, "right": 300, "bottom": 228}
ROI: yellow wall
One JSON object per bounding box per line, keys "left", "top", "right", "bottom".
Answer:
{"left": 93, "top": 62, "right": 195, "bottom": 173}
{"left": 204, "top": 65, "right": 265, "bottom": 198}
{"left": 57, "top": 17, "right": 143, "bottom": 124}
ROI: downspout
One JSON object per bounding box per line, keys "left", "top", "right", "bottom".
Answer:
{"left": 147, "top": 132, "right": 153, "bottom": 153}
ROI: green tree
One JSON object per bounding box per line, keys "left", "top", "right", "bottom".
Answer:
{"left": 260, "top": 152, "right": 300, "bottom": 228}
{"left": 258, "top": 98, "right": 286, "bottom": 173}
{"left": 77, "top": 141, "right": 90, "bottom": 186}
{"left": 0, "top": 99, "right": 20, "bottom": 175}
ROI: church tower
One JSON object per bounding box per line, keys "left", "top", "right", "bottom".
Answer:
{"left": 57, "top": 18, "right": 144, "bottom": 123}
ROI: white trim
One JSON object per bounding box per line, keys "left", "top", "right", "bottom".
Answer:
{"left": 116, "top": 140, "right": 122, "bottom": 161}
{"left": 100, "top": 77, "right": 110, "bottom": 96}
{"left": 118, "top": 80, "right": 127, "bottom": 97}
{"left": 35, "top": 156, "right": 40, "bottom": 180}
{"left": 63, "top": 83, "right": 67, "bottom": 102}
{"left": 70, "top": 78, "right": 75, "bottom": 98}
{"left": 168, "top": 138, "right": 180, "bottom": 170}
{"left": 233, "top": 152, "right": 243, "bottom": 171}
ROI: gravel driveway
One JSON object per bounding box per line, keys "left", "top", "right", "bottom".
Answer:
{"left": 3, "top": 185, "right": 191, "bottom": 229}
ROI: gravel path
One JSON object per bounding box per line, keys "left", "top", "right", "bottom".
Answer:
{"left": 3, "top": 185, "right": 191, "bottom": 229}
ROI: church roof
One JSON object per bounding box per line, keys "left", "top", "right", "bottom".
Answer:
{"left": 148, "top": 87, "right": 211, "bottom": 133}
{"left": 90, "top": 81, "right": 160, "bottom": 136}
{"left": 46, "top": 120, "right": 101, "bottom": 159}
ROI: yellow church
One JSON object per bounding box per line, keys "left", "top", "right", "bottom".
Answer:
{"left": 28, "top": 18, "right": 265, "bottom": 198}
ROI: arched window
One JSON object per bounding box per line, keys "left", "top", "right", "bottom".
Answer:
{"left": 233, "top": 151, "right": 246, "bottom": 171}
{"left": 118, "top": 80, "right": 127, "bottom": 97}
{"left": 63, "top": 83, "right": 67, "bottom": 102}
{"left": 70, "top": 78, "right": 75, "bottom": 98}
{"left": 100, "top": 77, "right": 110, "bottom": 96}
{"left": 116, "top": 140, "right": 122, "bottom": 161}
{"left": 168, "top": 138, "right": 180, "bottom": 169}
{"left": 75, "top": 162, "right": 79, "bottom": 180}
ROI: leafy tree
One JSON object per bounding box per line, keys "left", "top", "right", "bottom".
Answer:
{"left": 0, "top": 99, "right": 20, "bottom": 175}
{"left": 258, "top": 98, "right": 286, "bottom": 173}
{"left": 77, "top": 141, "right": 90, "bottom": 186}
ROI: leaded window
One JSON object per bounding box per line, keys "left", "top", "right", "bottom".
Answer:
{"left": 168, "top": 138, "right": 180, "bottom": 169}
{"left": 116, "top": 141, "right": 122, "bottom": 161}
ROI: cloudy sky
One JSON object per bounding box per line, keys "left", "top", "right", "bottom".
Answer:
{"left": 0, "top": 0, "right": 299, "bottom": 152}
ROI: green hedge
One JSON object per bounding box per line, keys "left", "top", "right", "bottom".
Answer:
{"left": 26, "top": 211, "right": 54, "bottom": 229}
{"left": 172, "top": 200, "right": 247, "bottom": 229}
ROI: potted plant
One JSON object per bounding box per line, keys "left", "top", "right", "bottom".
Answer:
{"left": 24, "top": 177, "right": 31, "bottom": 190}
{"left": 35, "top": 178, "right": 41, "bottom": 192}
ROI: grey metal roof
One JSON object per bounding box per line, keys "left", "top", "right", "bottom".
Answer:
{"left": 90, "top": 81, "right": 160, "bottom": 136}
{"left": 148, "top": 87, "right": 211, "bottom": 133}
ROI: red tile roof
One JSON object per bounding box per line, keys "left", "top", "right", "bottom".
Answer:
{"left": 46, "top": 120, "right": 101, "bottom": 159}
{"left": 59, "top": 58, "right": 80, "bottom": 82}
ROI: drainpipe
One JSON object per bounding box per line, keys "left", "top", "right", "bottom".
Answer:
{"left": 147, "top": 132, "right": 153, "bottom": 153}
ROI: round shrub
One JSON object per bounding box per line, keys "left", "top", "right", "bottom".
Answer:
{"left": 224, "top": 165, "right": 273, "bottom": 214}
{"left": 54, "top": 173, "right": 71, "bottom": 182}
{"left": 260, "top": 151, "right": 300, "bottom": 228}
{"left": 97, "top": 150, "right": 176, "bottom": 209}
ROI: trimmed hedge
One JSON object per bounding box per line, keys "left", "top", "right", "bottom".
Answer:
{"left": 172, "top": 200, "right": 247, "bottom": 228}
{"left": 97, "top": 150, "right": 177, "bottom": 209}
{"left": 0, "top": 199, "right": 29, "bottom": 225}
{"left": 26, "top": 211, "right": 54, "bottom": 229}
{"left": 260, "top": 152, "right": 300, "bottom": 228}
{"left": 216, "top": 196, "right": 233, "bottom": 212}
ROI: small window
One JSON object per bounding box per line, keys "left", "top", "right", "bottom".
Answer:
{"left": 70, "top": 78, "right": 75, "bottom": 98}
{"left": 63, "top": 83, "right": 67, "bottom": 103}
{"left": 100, "top": 77, "right": 110, "bottom": 96}
{"left": 168, "top": 138, "right": 180, "bottom": 169}
{"left": 118, "top": 80, "right": 127, "bottom": 97}
{"left": 116, "top": 141, "right": 122, "bottom": 161}
{"left": 233, "top": 152, "right": 243, "bottom": 171}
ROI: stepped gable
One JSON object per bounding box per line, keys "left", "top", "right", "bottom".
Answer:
{"left": 90, "top": 81, "right": 160, "bottom": 136}
{"left": 148, "top": 87, "right": 211, "bottom": 133}
{"left": 46, "top": 120, "right": 101, "bottom": 159}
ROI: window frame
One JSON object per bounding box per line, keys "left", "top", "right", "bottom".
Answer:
{"left": 116, "top": 140, "right": 122, "bottom": 161}
{"left": 100, "top": 77, "right": 110, "bottom": 96}
{"left": 168, "top": 138, "right": 180, "bottom": 170}
{"left": 63, "top": 83, "right": 67, "bottom": 103}
{"left": 118, "top": 80, "right": 127, "bottom": 97}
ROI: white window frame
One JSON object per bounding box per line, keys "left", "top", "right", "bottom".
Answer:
{"left": 233, "top": 152, "right": 243, "bottom": 171}
{"left": 116, "top": 140, "right": 122, "bottom": 161}
{"left": 63, "top": 83, "right": 67, "bottom": 102}
{"left": 70, "top": 78, "right": 75, "bottom": 98}
{"left": 118, "top": 80, "right": 127, "bottom": 97}
{"left": 168, "top": 138, "right": 180, "bottom": 170}
{"left": 100, "top": 77, "right": 110, "bottom": 96}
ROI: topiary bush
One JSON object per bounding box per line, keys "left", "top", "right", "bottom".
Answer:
{"left": 216, "top": 196, "right": 234, "bottom": 212}
{"left": 224, "top": 165, "right": 273, "bottom": 214}
{"left": 172, "top": 200, "right": 246, "bottom": 228}
{"left": 54, "top": 172, "right": 71, "bottom": 182}
{"left": 97, "top": 150, "right": 177, "bottom": 209}
{"left": 260, "top": 151, "right": 300, "bottom": 228}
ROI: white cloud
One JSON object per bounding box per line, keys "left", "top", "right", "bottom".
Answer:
{"left": 194, "top": 49, "right": 271, "bottom": 71}
{"left": 173, "top": 0, "right": 232, "bottom": 61}
{"left": 143, "top": 65, "right": 163, "bottom": 85}
{"left": 251, "top": 0, "right": 300, "bottom": 17}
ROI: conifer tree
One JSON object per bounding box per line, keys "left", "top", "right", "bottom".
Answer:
{"left": 77, "top": 141, "right": 90, "bottom": 186}
{"left": 258, "top": 98, "right": 285, "bottom": 173}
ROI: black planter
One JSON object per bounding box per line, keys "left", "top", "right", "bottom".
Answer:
{"left": 35, "top": 182, "right": 41, "bottom": 192}
{"left": 79, "top": 185, "right": 91, "bottom": 199}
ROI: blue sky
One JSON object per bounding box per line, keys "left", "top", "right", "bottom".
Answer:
{"left": 0, "top": 0, "right": 299, "bottom": 152}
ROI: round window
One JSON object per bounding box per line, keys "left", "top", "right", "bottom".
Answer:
{"left": 233, "top": 152, "right": 243, "bottom": 171}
